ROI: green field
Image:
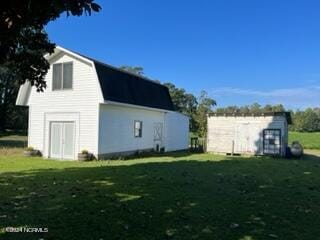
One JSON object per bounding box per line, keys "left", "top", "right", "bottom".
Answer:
{"left": 1, "top": 133, "right": 320, "bottom": 239}
{"left": 289, "top": 131, "right": 320, "bottom": 150}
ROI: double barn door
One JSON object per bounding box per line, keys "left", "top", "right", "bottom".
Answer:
{"left": 235, "top": 123, "right": 259, "bottom": 154}
{"left": 50, "top": 122, "right": 75, "bottom": 160}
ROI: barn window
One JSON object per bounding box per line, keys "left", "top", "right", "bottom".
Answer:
{"left": 52, "top": 62, "right": 73, "bottom": 90}
{"left": 134, "top": 121, "right": 142, "bottom": 138}
{"left": 263, "top": 129, "right": 281, "bottom": 155}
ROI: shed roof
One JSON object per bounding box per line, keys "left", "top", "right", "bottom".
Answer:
{"left": 208, "top": 112, "right": 292, "bottom": 124}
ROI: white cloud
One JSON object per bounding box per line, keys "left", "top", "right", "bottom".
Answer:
{"left": 210, "top": 86, "right": 320, "bottom": 109}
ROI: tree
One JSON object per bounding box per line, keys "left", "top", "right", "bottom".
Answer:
{"left": 250, "top": 103, "right": 262, "bottom": 114}
{"left": 119, "top": 66, "right": 144, "bottom": 76}
{"left": 271, "top": 104, "right": 285, "bottom": 112}
{"left": 163, "top": 82, "right": 199, "bottom": 132}
{"left": 262, "top": 104, "right": 273, "bottom": 112}
{"left": 0, "top": 66, "right": 27, "bottom": 131}
{"left": 195, "top": 91, "right": 216, "bottom": 137}
{"left": 1, "top": 0, "right": 101, "bottom": 92}
{"left": 163, "top": 83, "right": 217, "bottom": 136}
{"left": 292, "top": 108, "right": 320, "bottom": 132}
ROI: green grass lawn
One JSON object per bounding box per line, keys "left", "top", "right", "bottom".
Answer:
{"left": 1, "top": 133, "right": 320, "bottom": 239}
{"left": 289, "top": 131, "right": 320, "bottom": 150}
{"left": 0, "top": 151, "right": 320, "bottom": 240}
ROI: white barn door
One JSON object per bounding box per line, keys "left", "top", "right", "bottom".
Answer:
{"left": 154, "top": 122, "right": 163, "bottom": 150}
{"left": 50, "top": 122, "right": 75, "bottom": 160}
{"left": 235, "top": 123, "right": 249, "bottom": 153}
{"left": 235, "top": 123, "right": 258, "bottom": 154}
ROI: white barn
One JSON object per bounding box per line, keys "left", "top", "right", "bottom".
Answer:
{"left": 206, "top": 112, "right": 292, "bottom": 156}
{"left": 16, "top": 46, "right": 189, "bottom": 160}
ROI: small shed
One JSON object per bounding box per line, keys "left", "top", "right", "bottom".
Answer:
{"left": 206, "top": 112, "right": 292, "bottom": 156}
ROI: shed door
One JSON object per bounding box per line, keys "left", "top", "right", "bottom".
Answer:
{"left": 50, "top": 122, "right": 75, "bottom": 159}
{"left": 62, "top": 123, "right": 75, "bottom": 159}
{"left": 154, "top": 123, "right": 163, "bottom": 150}
{"left": 50, "top": 122, "right": 63, "bottom": 159}
{"left": 235, "top": 123, "right": 258, "bottom": 154}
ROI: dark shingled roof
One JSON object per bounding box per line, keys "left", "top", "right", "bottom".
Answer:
{"left": 208, "top": 112, "right": 292, "bottom": 124}
{"left": 93, "top": 60, "right": 174, "bottom": 111}
{"left": 66, "top": 48, "right": 174, "bottom": 111}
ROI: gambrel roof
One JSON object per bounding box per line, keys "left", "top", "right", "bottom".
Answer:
{"left": 17, "top": 46, "right": 175, "bottom": 111}
{"left": 92, "top": 59, "right": 174, "bottom": 111}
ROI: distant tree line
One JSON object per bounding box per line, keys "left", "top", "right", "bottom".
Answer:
{"left": 215, "top": 103, "right": 286, "bottom": 114}
{"left": 215, "top": 103, "right": 320, "bottom": 132}
{"left": 290, "top": 108, "right": 320, "bottom": 132}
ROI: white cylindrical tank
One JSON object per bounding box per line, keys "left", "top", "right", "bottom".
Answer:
{"left": 291, "top": 141, "right": 303, "bottom": 158}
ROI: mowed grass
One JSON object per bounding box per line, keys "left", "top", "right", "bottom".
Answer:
{"left": 1, "top": 133, "right": 320, "bottom": 239}
{"left": 0, "top": 151, "right": 320, "bottom": 239}
{"left": 289, "top": 131, "right": 320, "bottom": 150}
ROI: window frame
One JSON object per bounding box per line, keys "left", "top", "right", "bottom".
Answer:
{"left": 263, "top": 128, "right": 281, "bottom": 155}
{"left": 134, "top": 120, "right": 143, "bottom": 138}
{"left": 52, "top": 62, "right": 73, "bottom": 91}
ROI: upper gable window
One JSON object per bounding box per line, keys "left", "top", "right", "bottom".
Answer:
{"left": 52, "top": 62, "right": 73, "bottom": 90}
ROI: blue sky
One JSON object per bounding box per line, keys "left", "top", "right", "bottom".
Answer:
{"left": 46, "top": 0, "right": 320, "bottom": 109}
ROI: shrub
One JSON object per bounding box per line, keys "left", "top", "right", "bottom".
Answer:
{"left": 25, "top": 146, "right": 34, "bottom": 151}
{"left": 81, "top": 149, "right": 89, "bottom": 154}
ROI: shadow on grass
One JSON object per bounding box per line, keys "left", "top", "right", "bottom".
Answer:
{"left": 120, "top": 150, "right": 200, "bottom": 160}
{"left": 0, "top": 132, "right": 27, "bottom": 149}
{"left": 0, "top": 140, "right": 26, "bottom": 148}
{"left": 0, "top": 156, "right": 320, "bottom": 240}
{"left": 0, "top": 130, "right": 27, "bottom": 138}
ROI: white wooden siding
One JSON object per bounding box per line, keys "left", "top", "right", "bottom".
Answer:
{"left": 98, "top": 105, "right": 189, "bottom": 156}
{"left": 207, "top": 116, "right": 287, "bottom": 156}
{"left": 98, "top": 104, "right": 166, "bottom": 154}
{"left": 28, "top": 53, "right": 103, "bottom": 157}
{"left": 164, "top": 112, "right": 189, "bottom": 151}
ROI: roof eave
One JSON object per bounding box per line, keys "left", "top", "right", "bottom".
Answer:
{"left": 46, "top": 46, "right": 94, "bottom": 65}
{"left": 102, "top": 100, "right": 171, "bottom": 113}
{"left": 208, "top": 111, "right": 292, "bottom": 124}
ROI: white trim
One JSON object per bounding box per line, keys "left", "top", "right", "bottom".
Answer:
{"left": 50, "top": 46, "right": 164, "bottom": 86}
{"left": 46, "top": 46, "right": 94, "bottom": 66}
{"left": 102, "top": 100, "right": 171, "bottom": 113}
{"left": 91, "top": 56, "right": 104, "bottom": 154}
{"left": 43, "top": 112, "right": 80, "bottom": 160}
{"left": 16, "top": 81, "right": 31, "bottom": 106}
{"left": 49, "top": 121, "right": 76, "bottom": 160}
{"left": 28, "top": 105, "right": 31, "bottom": 146}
